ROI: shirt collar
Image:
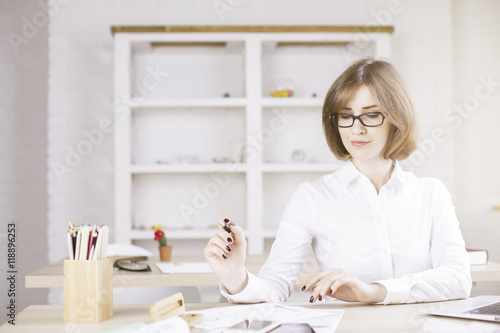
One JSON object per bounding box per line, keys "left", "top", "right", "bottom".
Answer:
{"left": 335, "top": 160, "right": 362, "bottom": 185}
{"left": 335, "top": 160, "right": 407, "bottom": 186}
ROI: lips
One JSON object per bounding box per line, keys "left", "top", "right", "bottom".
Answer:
{"left": 351, "top": 140, "right": 369, "bottom": 147}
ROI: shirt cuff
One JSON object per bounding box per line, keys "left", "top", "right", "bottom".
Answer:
{"left": 373, "top": 279, "right": 410, "bottom": 304}
{"left": 219, "top": 270, "right": 260, "bottom": 303}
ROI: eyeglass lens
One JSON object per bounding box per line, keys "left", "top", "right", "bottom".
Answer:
{"left": 333, "top": 112, "right": 384, "bottom": 127}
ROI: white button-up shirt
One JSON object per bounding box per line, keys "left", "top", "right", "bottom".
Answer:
{"left": 221, "top": 161, "right": 472, "bottom": 304}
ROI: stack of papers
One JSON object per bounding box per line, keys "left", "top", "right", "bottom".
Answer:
{"left": 187, "top": 303, "right": 344, "bottom": 333}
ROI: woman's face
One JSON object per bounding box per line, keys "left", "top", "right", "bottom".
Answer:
{"left": 338, "top": 85, "right": 392, "bottom": 163}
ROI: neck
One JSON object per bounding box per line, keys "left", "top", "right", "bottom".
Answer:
{"left": 352, "top": 158, "right": 394, "bottom": 194}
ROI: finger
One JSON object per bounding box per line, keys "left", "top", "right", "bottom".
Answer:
{"left": 301, "top": 270, "right": 331, "bottom": 292}
{"left": 309, "top": 278, "right": 336, "bottom": 303}
{"left": 216, "top": 227, "right": 234, "bottom": 245}
{"left": 217, "top": 216, "right": 235, "bottom": 238}
{"left": 329, "top": 277, "right": 347, "bottom": 298}
{"left": 204, "top": 242, "right": 229, "bottom": 260}
{"left": 211, "top": 234, "right": 233, "bottom": 255}
{"left": 227, "top": 223, "right": 245, "bottom": 245}
{"left": 318, "top": 283, "right": 335, "bottom": 301}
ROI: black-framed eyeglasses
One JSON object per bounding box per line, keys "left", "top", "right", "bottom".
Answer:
{"left": 114, "top": 257, "right": 151, "bottom": 272}
{"left": 329, "top": 112, "right": 386, "bottom": 128}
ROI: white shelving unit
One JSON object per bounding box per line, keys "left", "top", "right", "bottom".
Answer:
{"left": 113, "top": 26, "right": 393, "bottom": 254}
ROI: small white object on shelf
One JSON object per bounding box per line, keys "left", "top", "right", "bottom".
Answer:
{"left": 107, "top": 243, "right": 153, "bottom": 257}
{"left": 467, "top": 248, "right": 488, "bottom": 265}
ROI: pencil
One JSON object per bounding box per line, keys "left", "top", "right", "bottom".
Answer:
{"left": 75, "top": 228, "right": 82, "bottom": 260}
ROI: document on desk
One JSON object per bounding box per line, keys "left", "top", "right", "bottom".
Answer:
{"left": 187, "top": 303, "right": 343, "bottom": 333}
{"left": 156, "top": 262, "right": 213, "bottom": 274}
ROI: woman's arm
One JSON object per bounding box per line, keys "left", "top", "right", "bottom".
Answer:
{"left": 206, "top": 184, "right": 315, "bottom": 303}
{"left": 302, "top": 180, "right": 471, "bottom": 305}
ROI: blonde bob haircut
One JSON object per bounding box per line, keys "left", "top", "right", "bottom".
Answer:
{"left": 322, "top": 58, "right": 418, "bottom": 161}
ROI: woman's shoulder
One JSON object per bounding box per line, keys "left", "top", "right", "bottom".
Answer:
{"left": 397, "top": 166, "right": 450, "bottom": 194}
{"left": 290, "top": 171, "right": 342, "bottom": 198}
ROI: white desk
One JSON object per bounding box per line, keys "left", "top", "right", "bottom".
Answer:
{"left": 2, "top": 301, "right": 499, "bottom": 332}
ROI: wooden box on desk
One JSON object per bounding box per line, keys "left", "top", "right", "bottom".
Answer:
{"left": 63, "top": 258, "right": 113, "bottom": 323}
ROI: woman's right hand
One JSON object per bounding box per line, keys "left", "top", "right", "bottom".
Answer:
{"left": 203, "top": 216, "right": 248, "bottom": 294}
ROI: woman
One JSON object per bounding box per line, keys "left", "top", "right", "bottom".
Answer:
{"left": 204, "top": 58, "right": 472, "bottom": 304}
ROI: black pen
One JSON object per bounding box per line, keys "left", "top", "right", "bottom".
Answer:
{"left": 218, "top": 216, "right": 234, "bottom": 239}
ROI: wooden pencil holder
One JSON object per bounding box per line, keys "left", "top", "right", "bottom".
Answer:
{"left": 63, "top": 258, "right": 113, "bottom": 323}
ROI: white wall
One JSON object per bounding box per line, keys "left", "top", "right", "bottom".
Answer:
{"left": 0, "top": 0, "right": 49, "bottom": 319}
{"left": 2, "top": 0, "right": 499, "bottom": 308}
{"left": 452, "top": 0, "right": 500, "bottom": 295}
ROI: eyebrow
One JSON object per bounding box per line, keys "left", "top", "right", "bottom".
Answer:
{"left": 341, "top": 105, "right": 378, "bottom": 110}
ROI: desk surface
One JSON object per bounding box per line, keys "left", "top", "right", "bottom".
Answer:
{"left": 1, "top": 301, "right": 497, "bottom": 332}
{"left": 25, "top": 255, "right": 267, "bottom": 288}
{"left": 25, "top": 255, "right": 500, "bottom": 289}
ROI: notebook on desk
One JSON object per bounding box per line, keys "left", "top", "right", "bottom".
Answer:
{"left": 424, "top": 295, "right": 500, "bottom": 322}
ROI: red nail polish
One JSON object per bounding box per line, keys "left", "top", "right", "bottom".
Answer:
{"left": 301, "top": 286, "right": 306, "bottom": 292}
{"left": 224, "top": 218, "right": 229, "bottom": 223}
{"left": 227, "top": 237, "right": 233, "bottom": 244}
{"left": 309, "top": 296, "right": 314, "bottom": 303}
{"left": 226, "top": 245, "right": 232, "bottom": 252}
{"left": 318, "top": 295, "right": 322, "bottom": 301}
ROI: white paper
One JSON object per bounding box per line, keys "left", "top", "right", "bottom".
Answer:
{"left": 187, "top": 303, "right": 344, "bottom": 332}
{"left": 156, "top": 262, "right": 213, "bottom": 274}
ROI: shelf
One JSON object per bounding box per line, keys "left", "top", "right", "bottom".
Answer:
{"left": 130, "top": 163, "right": 247, "bottom": 174}
{"left": 131, "top": 228, "right": 274, "bottom": 241}
{"left": 111, "top": 25, "right": 395, "bottom": 34}
{"left": 130, "top": 228, "right": 252, "bottom": 240}
{"left": 129, "top": 98, "right": 323, "bottom": 108}
{"left": 261, "top": 163, "right": 340, "bottom": 173}
{"left": 131, "top": 228, "right": 220, "bottom": 240}
{"left": 129, "top": 98, "right": 247, "bottom": 108}
{"left": 115, "top": 27, "right": 392, "bottom": 254}
{"left": 130, "top": 163, "right": 338, "bottom": 174}
{"left": 261, "top": 97, "right": 324, "bottom": 107}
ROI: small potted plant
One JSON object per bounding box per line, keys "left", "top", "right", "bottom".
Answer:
{"left": 152, "top": 225, "right": 172, "bottom": 261}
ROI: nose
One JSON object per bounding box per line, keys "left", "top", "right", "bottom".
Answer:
{"left": 350, "top": 118, "right": 366, "bottom": 135}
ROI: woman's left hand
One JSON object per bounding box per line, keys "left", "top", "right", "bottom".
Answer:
{"left": 302, "top": 268, "right": 387, "bottom": 303}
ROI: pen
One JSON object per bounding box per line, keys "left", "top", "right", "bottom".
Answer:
{"left": 93, "top": 228, "right": 103, "bottom": 260}
{"left": 217, "top": 216, "right": 234, "bottom": 239}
